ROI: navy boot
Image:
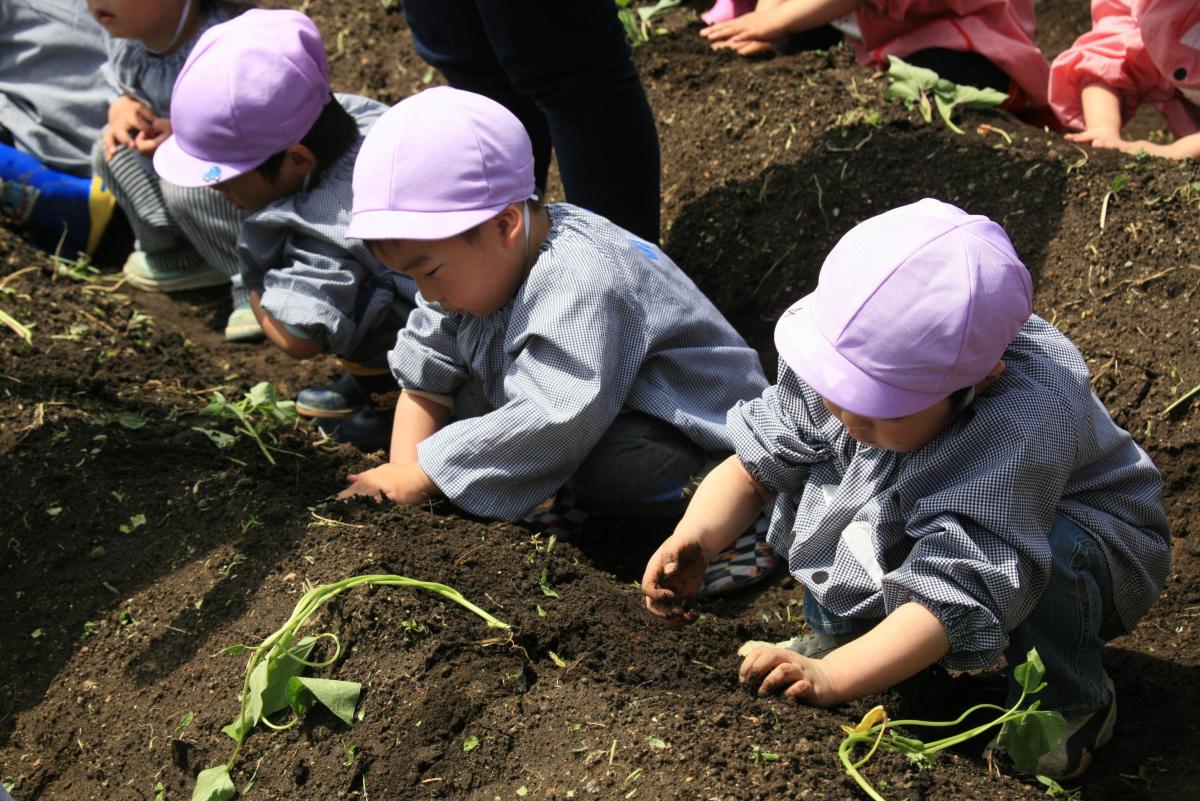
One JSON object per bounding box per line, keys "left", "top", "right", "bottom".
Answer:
{"left": 314, "top": 365, "right": 400, "bottom": 452}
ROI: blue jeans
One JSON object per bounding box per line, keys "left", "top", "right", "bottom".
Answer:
{"left": 803, "top": 514, "right": 1123, "bottom": 718}
{"left": 402, "top": 0, "right": 661, "bottom": 243}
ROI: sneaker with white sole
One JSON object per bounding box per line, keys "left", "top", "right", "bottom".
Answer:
{"left": 122, "top": 250, "right": 229, "bottom": 292}
{"left": 224, "top": 304, "right": 263, "bottom": 341}
{"left": 737, "top": 630, "right": 859, "bottom": 659}
{"left": 986, "top": 671, "right": 1116, "bottom": 781}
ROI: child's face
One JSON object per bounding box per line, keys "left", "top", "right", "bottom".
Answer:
{"left": 820, "top": 396, "right": 959, "bottom": 453}
{"left": 210, "top": 148, "right": 314, "bottom": 213}
{"left": 369, "top": 205, "right": 530, "bottom": 317}
{"left": 211, "top": 170, "right": 293, "bottom": 213}
{"left": 87, "top": 0, "right": 190, "bottom": 47}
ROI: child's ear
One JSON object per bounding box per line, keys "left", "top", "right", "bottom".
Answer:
{"left": 284, "top": 144, "right": 318, "bottom": 178}
{"left": 494, "top": 203, "right": 524, "bottom": 249}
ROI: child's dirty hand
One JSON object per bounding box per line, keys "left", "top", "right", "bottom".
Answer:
{"left": 133, "top": 116, "right": 172, "bottom": 157}
{"left": 338, "top": 463, "right": 439, "bottom": 506}
{"left": 700, "top": 11, "right": 780, "bottom": 56}
{"left": 739, "top": 645, "right": 841, "bottom": 708}
{"left": 104, "top": 95, "right": 154, "bottom": 160}
{"left": 642, "top": 535, "right": 709, "bottom": 623}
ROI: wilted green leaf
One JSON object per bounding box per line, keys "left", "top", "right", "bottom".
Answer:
{"left": 193, "top": 427, "right": 236, "bottom": 448}
{"left": 286, "top": 676, "right": 361, "bottom": 726}
{"left": 191, "top": 765, "right": 236, "bottom": 801}
{"left": 997, "top": 708, "right": 1068, "bottom": 775}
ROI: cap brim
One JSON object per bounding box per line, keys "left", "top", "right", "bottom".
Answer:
{"left": 774, "top": 295, "right": 946, "bottom": 419}
{"left": 345, "top": 205, "right": 507, "bottom": 241}
{"left": 152, "top": 135, "right": 262, "bottom": 188}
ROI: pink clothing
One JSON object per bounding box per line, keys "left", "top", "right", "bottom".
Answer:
{"left": 852, "top": 0, "right": 1050, "bottom": 109}
{"left": 700, "top": 0, "right": 755, "bottom": 26}
{"left": 1049, "top": 0, "right": 1200, "bottom": 136}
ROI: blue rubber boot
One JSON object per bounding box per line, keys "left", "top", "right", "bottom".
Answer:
{"left": 1, "top": 142, "right": 116, "bottom": 257}
{"left": 296, "top": 371, "right": 365, "bottom": 418}
{"left": 315, "top": 406, "right": 394, "bottom": 453}
{"left": 312, "top": 363, "right": 400, "bottom": 451}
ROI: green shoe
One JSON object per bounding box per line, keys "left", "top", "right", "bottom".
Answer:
{"left": 224, "top": 304, "right": 263, "bottom": 342}
{"left": 122, "top": 250, "right": 229, "bottom": 292}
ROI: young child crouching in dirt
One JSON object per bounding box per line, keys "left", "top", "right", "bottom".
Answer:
{"left": 1049, "top": 0, "right": 1200, "bottom": 159}
{"left": 336, "top": 86, "right": 776, "bottom": 596}
{"left": 152, "top": 9, "right": 416, "bottom": 451}
{"left": 642, "top": 198, "right": 1170, "bottom": 780}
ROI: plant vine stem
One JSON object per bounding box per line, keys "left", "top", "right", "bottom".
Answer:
{"left": 221, "top": 574, "right": 509, "bottom": 773}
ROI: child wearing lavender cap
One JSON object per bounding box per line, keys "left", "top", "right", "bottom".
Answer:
{"left": 338, "top": 86, "right": 776, "bottom": 596}
{"left": 89, "top": 0, "right": 254, "bottom": 339}
{"left": 642, "top": 199, "right": 1170, "bottom": 779}
{"left": 153, "top": 9, "right": 417, "bottom": 451}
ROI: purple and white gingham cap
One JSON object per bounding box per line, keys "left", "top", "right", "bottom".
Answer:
{"left": 153, "top": 9, "right": 330, "bottom": 188}
{"left": 346, "top": 86, "right": 535, "bottom": 241}
{"left": 775, "top": 199, "right": 1033, "bottom": 418}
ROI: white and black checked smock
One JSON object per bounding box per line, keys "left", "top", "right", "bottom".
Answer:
{"left": 101, "top": 6, "right": 235, "bottom": 115}
{"left": 0, "top": 0, "right": 110, "bottom": 176}
{"left": 237, "top": 95, "right": 417, "bottom": 358}
{"left": 389, "top": 203, "right": 769, "bottom": 521}
{"left": 729, "top": 315, "right": 1170, "bottom": 671}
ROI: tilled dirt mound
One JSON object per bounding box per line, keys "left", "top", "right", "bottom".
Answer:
{"left": 1, "top": 2, "right": 1198, "bottom": 800}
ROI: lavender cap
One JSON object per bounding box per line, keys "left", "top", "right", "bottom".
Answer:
{"left": 153, "top": 9, "right": 330, "bottom": 188}
{"left": 346, "top": 86, "right": 536, "bottom": 241}
{"left": 775, "top": 198, "right": 1033, "bottom": 418}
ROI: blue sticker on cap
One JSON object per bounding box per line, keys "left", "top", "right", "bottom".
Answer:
{"left": 202, "top": 165, "right": 222, "bottom": 183}
{"left": 628, "top": 239, "right": 659, "bottom": 261}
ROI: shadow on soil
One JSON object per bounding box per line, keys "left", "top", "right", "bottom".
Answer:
{"left": 665, "top": 121, "right": 1068, "bottom": 362}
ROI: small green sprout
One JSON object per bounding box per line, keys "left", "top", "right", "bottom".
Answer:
{"left": 175, "top": 711, "right": 196, "bottom": 736}
{"left": 0, "top": 307, "right": 33, "bottom": 346}
{"left": 197, "top": 382, "right": 298, "bottom": 465}
{"left": 837, "top": 649, "right": 1067, "bottom": 801}
{"left": 1099, "top": 173, "right": 1131, "bottom": 230}
{"left": 343, "top": 743, "right": 359, "bottom": 766}
{"left": 616, "top": 0, "right": 681, "bottom": 46}
{"left": 751, "top": 744, "right": 781, "bottom": 764}
{"left": 538, "top": 568, "right": 559, "bottom": 598}
{"left": 884, "top": 56, "right": 1008, "bottom": 134}
{"left": 463, "top": 735, "right": 480, "bottom": 752}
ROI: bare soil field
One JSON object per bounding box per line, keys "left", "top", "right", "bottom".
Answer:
{"left": 1, "top": 2, "right": 1197, "bottom": 799}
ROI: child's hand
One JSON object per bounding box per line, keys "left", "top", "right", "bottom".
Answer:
{"left": 103, "top": 95, "right": 154, "bottom": 160}
{"left": 133, "top": 116, "right": 173, "bottom": 157}
{"left": 739, "top": 645, "right": 844, "bottom": 707}
{"left": 337, "top": 462, "right": 439, "bottom": 506}
{"left": 641, "top": 533, "right": 710, "bottom": 623}
{"left": 700, "top": 11, "right": 782, "bottom": 56}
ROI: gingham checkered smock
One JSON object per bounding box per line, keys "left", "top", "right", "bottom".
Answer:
{"left": 389, "top": 203, "right": 769, "bottom": 522}
{"left": 237, "top": 95, "right": 416, "bottom": 359}
{"left": 102, "top": 5, "right": 235, "bottom": 115}
{"left": 729, "top": 315, "right": 1170, "bottom": 671}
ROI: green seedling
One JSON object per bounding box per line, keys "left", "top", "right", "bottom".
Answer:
{"left": 751, "top": 744, "right": 781, "bottom": 764}
{"left": 191, "top": 573, "right": 508, "bottom": 801}
{"left": 1162, "top": 381, "right": 1200, "bottom": 416}
{"left": 0, "top": 307, "right": 33, "bottom": 346}
{"left": 175, "top": 710, "right": 196, "bottom": 736}
{"left": 884, "top": 56, "right": 1008, "bottom": 134}
{"left": 538, "top": 568, "right": 560, "bottom": 598}
{"left": 1099, "top": 174, "right": 1130, "bottom": 230}
{"left": 463, "top": 735, "right": 480, "bottom": 752}
{"left": 119, "top": 513, "right": 146, "bottom": 534}
{"left": 197, "top": 382, "right": 299, "bottom": 465}
{"left": 837, "top": 649, "right": 1066, "bottom": 801}
{"left": 343, "top": 743, "right": 360, "bottom": 766}
{"left": 616, "top": 0, "right": 681, "bottom": 46}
